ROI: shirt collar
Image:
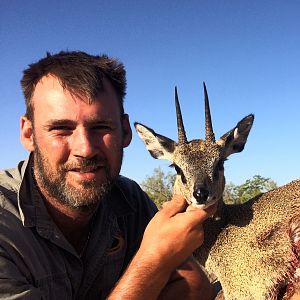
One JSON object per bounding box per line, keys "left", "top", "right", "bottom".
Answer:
{"left": 17, "top": 154, "right": 135, "bottom": 228}
{"left": 18, "top": 153, "right": 53, "bottom": 229}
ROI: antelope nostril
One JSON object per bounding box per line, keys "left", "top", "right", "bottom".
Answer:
{"left": 193, "top": 187, "right": 209, "bottom": 204}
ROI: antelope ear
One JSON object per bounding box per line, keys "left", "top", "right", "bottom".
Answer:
{"left": 217, "top": 114, "right": 254, "bottom": 158}
{"left": 134, "top": 122, "right": 176, "bottom": 161}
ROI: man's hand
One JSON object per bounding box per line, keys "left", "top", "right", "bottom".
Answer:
{"left": 139, "top": 195, "right": 215, "bottom": 273}
{"left": 108, "top": 195, "right": 216, "bottom": 300}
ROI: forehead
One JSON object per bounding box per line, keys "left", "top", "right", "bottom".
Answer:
{"left": 31, "top": 75, "right": 121, "bottom": 121}
{"left": 174, "top": 140, "right": 221, "bottom": 165}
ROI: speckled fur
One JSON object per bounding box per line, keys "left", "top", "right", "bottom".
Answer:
{"left": 195, "top": 179, "right": 300, "bottom": 299}
{"left": 172, "top": 140, "right": 224, "bottom": 205}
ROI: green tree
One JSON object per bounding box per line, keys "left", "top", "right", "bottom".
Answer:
{"left": 141, "top": 167, "right": 176, "bottom": 208}
{"left": 224, "top": 175, "right": 277, "bottom": 204}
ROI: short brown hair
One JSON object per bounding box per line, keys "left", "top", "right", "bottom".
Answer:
{"left": 21, "top": 51, "right": 127, "bottom": 120}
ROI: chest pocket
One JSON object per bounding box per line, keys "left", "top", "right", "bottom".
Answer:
{"left": 84, "top": 232, "right": 127, "bottom": 300}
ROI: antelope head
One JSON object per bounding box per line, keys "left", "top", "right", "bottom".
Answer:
{"left": 134, "top": 83, "right": 254, "bottom": 209}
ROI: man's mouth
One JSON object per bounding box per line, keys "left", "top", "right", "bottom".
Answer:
{"left": 71, "top": 165, "right": 102, "bottom": 173}
{"left": 68, "top": 165, "right": 106, "bottom": 180}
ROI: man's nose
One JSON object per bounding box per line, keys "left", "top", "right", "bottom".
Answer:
{"left": 71, "top": 128, "right": 98, "bottom": 158}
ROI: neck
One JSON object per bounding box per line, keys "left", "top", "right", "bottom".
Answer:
{"left": 35, "top": 179, "right": 98, "bottom": 254}
{"left": 196, "top": 200, "right": 228, "bottom": 265}
{"left": 43, "top": 193, "right": 97, "bottom": 230}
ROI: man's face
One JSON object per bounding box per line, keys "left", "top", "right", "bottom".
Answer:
{"left": 24, "top": 75, "right": 131, "bottom": 210}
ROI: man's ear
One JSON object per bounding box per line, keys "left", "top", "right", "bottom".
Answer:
{"left": 121, "top": 114, "right": 132, "bottom": 148}
{"left": 20, "top": 116, "right": 34, "bottom": 152}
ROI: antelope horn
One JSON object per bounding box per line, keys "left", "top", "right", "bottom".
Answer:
{"left": 175, "top": 87, "right": 188, "bottom": 144}
{"left": 203, "top": 82, "right": 215, "bottom": 142}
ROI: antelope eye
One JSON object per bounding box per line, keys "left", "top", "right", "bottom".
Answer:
{"left": 172, "top": 164, "right": 187, "bottom": 184}
{"left": 213, "top": 159, "right": 226, "bottom": 179}
{"left": 216, "top": 159, "right": 225, "bottom": 171}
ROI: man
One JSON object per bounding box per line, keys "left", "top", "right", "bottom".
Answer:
{"left": 0, "top": 51, "right": 213, "bottom": 299}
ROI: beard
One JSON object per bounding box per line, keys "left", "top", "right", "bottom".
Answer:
{"left": 33, "top": 143, "right": 123, "bottom": 211}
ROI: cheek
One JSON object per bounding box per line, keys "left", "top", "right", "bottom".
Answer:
{"left": 102, "top": 132, "right": 123, "bottom": 152}
{"left": 50, "top": 141, "right": 69, "bottom": 162}
{"left": 34, "top": 134, "right": 70, "bottom": 164}
{"left": 173, "top": 176, "right": 181, "bottom": 194}
{"left": 174, "top": 176, "right": 192, "bottom": 199}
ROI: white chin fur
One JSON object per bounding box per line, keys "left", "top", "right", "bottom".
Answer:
{"left": 190, "top": 197, "right": 218, "bottom": 210}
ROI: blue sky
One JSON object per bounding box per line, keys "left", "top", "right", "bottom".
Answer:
{"left": 0, "top": 1, "right": 299, "bottom": 186}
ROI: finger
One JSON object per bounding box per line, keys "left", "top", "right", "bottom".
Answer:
{"left": 186, "top": 202, "right": 218, "bottom": 218}
{"left": 182, "top": 207, "right": 212, "bottom": 226}
{"left": 205, "top": 202, "right": 218, "bottom": 216}
{"left": 161, "top": 194, "right": 188, "bottom": 217}
{"left": 186, "top": 205, "right": 198, "bottom": 212}
{"left": 161, "top": 201, "right": 170, "bottom": 209}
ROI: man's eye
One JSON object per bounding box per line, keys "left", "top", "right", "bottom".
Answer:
{"left": 92, "top": 124, "right": 113, "bottom": 131}
{"left": 94, "top": 126, "right": 111, "bottom": 130}
{"left": 50, "top": 126, "right": 72, "bottom": 131}
{"left": 51, "top": 126, "right": 71, "bottom": 131}
{"left": 49, "top": 126, "right": 73, "bottom": 135}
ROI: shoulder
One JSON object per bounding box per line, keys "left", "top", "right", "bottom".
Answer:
{"left": 0, "top": 163, "right": 25, "bottom": 231}
{"left": 0, "top": 160, "right": 25, "bottom": 193}
{"left": 114, "top": 175, "right": 158, "bottom": 215}
{"left": 111, "top": 176, "right": 158, "bottom": 238}
{"left": 111, "top": 176, "right": 158, "bottom": 260}
{"left": 0, "top": 162, "right": 25, "bottom": 212}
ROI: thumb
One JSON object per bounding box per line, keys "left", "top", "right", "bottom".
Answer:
{"left": 162, "top": 194, "right": 188, "bottom": 217}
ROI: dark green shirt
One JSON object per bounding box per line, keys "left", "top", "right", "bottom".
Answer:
{"left": 0, "top": 156, "right": 157, "bottom": 299}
